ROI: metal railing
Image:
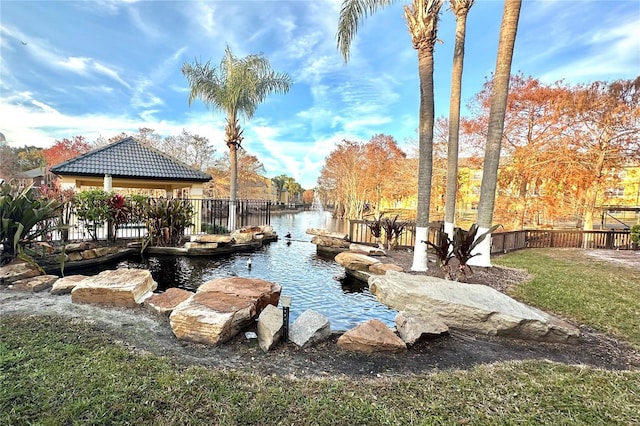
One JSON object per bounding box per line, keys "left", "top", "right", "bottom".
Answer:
{"left": 47, "top": 198, "right": 272, "bottom": 242}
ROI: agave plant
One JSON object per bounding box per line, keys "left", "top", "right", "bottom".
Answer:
{"left": 0, "top": 183, "right": 61, "bottom": 265}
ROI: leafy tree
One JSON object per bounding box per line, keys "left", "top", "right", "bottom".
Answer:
{"left": 337, "top": 0, "right": 444, "bottom": 271}
{"left": 42, "top": 136, "right": 91, "bottom": 166}
{"left": 444, "top": 0, "right": 474, "bottom": 242}
{"left": 73, "top": 189, "right": 111, "bottom": 241}
{"left": 470, "top": 0, "right": 521, "bottom": 267}
{"left": 182, "top": 46, "right": 292, "bottom": 230}
{"left": 16, "top": 146, "right": 46, "bottom": 171}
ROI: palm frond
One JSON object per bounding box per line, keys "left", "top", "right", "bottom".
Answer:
{"left": 337, "top": 0, "right": 397, "bottom": 61}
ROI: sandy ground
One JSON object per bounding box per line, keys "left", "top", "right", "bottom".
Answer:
{"left": 1, "top": 249, "right": 639, "bottom": 378}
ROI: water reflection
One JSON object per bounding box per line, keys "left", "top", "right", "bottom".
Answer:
{"left": 119, "top": 211, "right": 397, "bottom": 331}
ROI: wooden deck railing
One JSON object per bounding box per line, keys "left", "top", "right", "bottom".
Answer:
{"left": 348, "top": 220, "right": 636, "bottom": 253}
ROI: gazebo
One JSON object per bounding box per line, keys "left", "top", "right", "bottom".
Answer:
{"left": 50, "top": 137, "right": 212, "bottom": 233}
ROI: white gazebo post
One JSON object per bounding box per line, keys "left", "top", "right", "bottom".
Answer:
{"left": 103, "top": 174, "right": 112, "bottom": 192}
{"left": 190, "top": 184, "right": 204, "bottom": 234}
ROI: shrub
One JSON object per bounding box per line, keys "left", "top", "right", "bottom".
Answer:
{"left": 631, "top": 224, "right": 640, "bottom": 245}
{"left": 143, "top": 198, "right": 194, "bottom": 248}
{"left": 364, "top": 214, "right": 384, "bottom": 249}
{"left": 381, "top": 215, "right": 406, "bottom": 250}
{"left": 0, "top": 183, "right": 61, "bottom": 264}
{"left": 74, "top": 189, "right": 111, "bottom": 241}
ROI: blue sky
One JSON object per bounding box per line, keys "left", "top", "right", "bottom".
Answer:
{"left": 1, "top": 0, "right": 639, "bottom": 189}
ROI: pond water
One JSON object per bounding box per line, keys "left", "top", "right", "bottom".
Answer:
{"left": 117, "top": 210, "right": 397, "bottom": 331}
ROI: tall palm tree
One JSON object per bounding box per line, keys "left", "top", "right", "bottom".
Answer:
{"left": 468, "top": 0, "right": 522, "bottom": 267}
{"left": 337, "top": 0, "right": 443, "bottom": 271}
{"left": 182, "top": 46, "right": 292, "bottom": 230}
{"left": 443, "top": 0, "right": 474, "bottom": 242}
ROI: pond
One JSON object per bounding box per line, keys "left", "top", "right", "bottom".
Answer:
{"left": 116, "top": 210, "right": 397, "bottom": 331}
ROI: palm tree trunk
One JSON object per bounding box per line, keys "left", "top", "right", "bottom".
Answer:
{"left": 411, "top": 47, "right": 436, "bottom": 271}
{"left": 444, "top": 2, "right": 472, "bottom": 243}
{"left": 469, "top": 0, "right": 522, "bottom": 267}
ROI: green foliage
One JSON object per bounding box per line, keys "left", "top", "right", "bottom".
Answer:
{"left": 0, "top": 183, "right": 61, "bottom": 264}
{"left": 106, "top": 194, "right": 131, "bottom": 242}
{"left": 143, "top": 198, "right": 194, "bottom": 248}
{"left": 631, "top": 224, "right": 640, "bottom": 245}
{"left": 73, "top": 189, "right": 111, "bottom": 241}
{"left": 202, "top": 223, "right": 228, "bottom": 234}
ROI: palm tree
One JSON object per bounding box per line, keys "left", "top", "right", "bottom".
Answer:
{"left": 337, "top": 0, "right": 443, "bottom": 271}
{"left": 468, "top": 0, "right": 522, "bottom": 267}
{"left": 443, "top": 0, "right": 474, "bottom": 242}
{"left": 182, "top": 46, "right": 292, "bottom": 230}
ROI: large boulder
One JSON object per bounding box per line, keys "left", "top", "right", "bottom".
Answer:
{"left": 257, "top": 304, "right": 283, "bottom": 352}
{"left": 337, "top": 319, "right": 406, "bottom": 354}
{"left": 190, "top": 234, "right": 234, "bottom": 244}
{"left": 369, "top": 271, "right": 580, "bottom": 344}
{"left": 310, "top": 236, "right": 351, "bottom": 249}
{"left": 170, "top": 291, "right": 257, "bottom": 345}
{"left": 51, "top": 275, "right": 87, "bottom": 295}
{"left": 145, "top": 288, "right": 194, "bottom": 316}
{"left": 289, "top": 310, "right": 331, "bottom": 348}
{"left": 306, "top": 228, "right": 348, "bottom": 240}
{"left": 169, "top": 277, "right": 281, "bottom": 346}
{"left": 71, "top": 269, "right": 157, "bottom": 308}
{"left": 369, "top": 263, "right": 404, "bottom": 275}
{"left": 198, "top": 277, "right": 281, "bottom": 312}
{"left": 395, "top": 311, "right": 449, "bottom": 345}
{"left": 9, "top": 275, "right": 58, "bottom": 292}
{"left": 335, "top": 252, "right": 381, "bottom": 272}
{"left": 349, "top": 243, "right": 386, "bottom": 256}
{"left": 0, "top": 259, "right": 41, "bottom": 285}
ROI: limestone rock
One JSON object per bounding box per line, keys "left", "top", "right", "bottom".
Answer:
{"left": 311, "top": 236, "right": 351, "bottom": 248}
{"left": 395, "top": 311, "right": 449, "bottom": 345}
{"left": 184, "top": 242, "right": 219, "bottom": 249}
{"left": 81, "top": 249, "right": 98, "bottom": 259}
{"left": 0, "top": 259, "right": 41, "bottom": 284}
{"left": 65, "top": 242, "right": 95, "bottom": 252}
{"left": 190, "top": 234, "right": 234, "bottom": 244}
{"left": 230, "top": 229, "right": 255, "bottom": 244}
{"left": 257, "top": 304, "right": 283, "bottom": 352}
{"left": 145, "top": 288, "right": 194, "bottom": 316}
{"left": 369, "top": 263, "right": 404, "bottom": 275}
{"left": 9, "top": 275, "right": 58, "bottom": 292}
{"left": 71, "top": 269, "right": 157, "bottom": 308}
{"left": 306, "top": 228, "right": 349, "bottom": 240}
{"left": 289, "top": 310, "right": 331, "bottom": 348}
{"left": 93, "top": 247, "right": 118, "bottom": 257}
{"left": 349, "top": 243, "right": 386, "bottom": 256}
{"left": 335, "top": 251, "right": 381, "bottom": 271}
{"left": 51, "top": 275, "right": 87, "bottom": 295}
{"left": 337, "top": 319, "right": 406, "bottom": 354}
{"left": 198, "top": 277, "right": 281, "bottom": 312}
{"left": 169, "top": 291, "right": 257, "bottom": 345}
{"left": 67, "top": 251, "right": 84, "bottom": 262}
{"left": 369, "top": 271, "right": 580, "bottom": 344}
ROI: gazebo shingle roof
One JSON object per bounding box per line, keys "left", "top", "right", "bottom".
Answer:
{"left": 50, "top": 137, "right": 211, "bottom": 182}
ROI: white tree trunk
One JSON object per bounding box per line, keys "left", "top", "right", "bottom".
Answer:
{"left": 228, "top": 202, "right": 237, "bottom": 231}
{"left": 467, "top": 226, "right": 492, "bottom": 267}
{"left": 411, "top": 226, "right": 429, "bottom": 271}
{"left": 444, "top": 221, "right": 455, "bottom": 252}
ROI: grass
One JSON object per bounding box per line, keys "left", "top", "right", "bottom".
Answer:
{"left": 494, "top": 248, "right": 640, "bottom": 348}
{"left": 0, "top": 316, "right": 638, "bottom": 425}
{"left": 2, "top": 248, "right": 640, "bottom": 424}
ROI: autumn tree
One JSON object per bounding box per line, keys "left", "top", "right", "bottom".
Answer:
{"left": 554, "top": 78, "right": 640, "bottom": 230}
{"left": 42, "top": 136, "right": 91, "bottom": 166}
{"left": 207, "top": 149, "right": 269, "bottom": 199}
{"left": 160, "top": 129, "right": 215, "bottom": 171}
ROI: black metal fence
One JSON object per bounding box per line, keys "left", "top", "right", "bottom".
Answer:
{"left": 348, "top": 220, "right": 636, "bottom": 253}
{"left": 48, "top": 198, "right": 272, "bottom": 241}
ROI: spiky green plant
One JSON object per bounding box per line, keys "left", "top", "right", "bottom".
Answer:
{"left": 0, "top": 183, "right": 61, "bottom": 265}
{"left": 451, "top": 223, "right": 501, "bottom": 281}
{"left": 143, "top": 198, "right": 194, "bottom": 249}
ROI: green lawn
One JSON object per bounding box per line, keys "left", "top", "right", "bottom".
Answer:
{"left": 1, "top": 248, "right": 639, "bottom": 425}
{"left": 494, "top": 248, "right": 640, "bottom": 348}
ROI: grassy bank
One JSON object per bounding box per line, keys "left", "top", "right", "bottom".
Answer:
{"left": 1, "top": 316, "right": 638, "bottom": 425}
{"left": 494, "top": 249, "right": 640, "bottom": 348}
